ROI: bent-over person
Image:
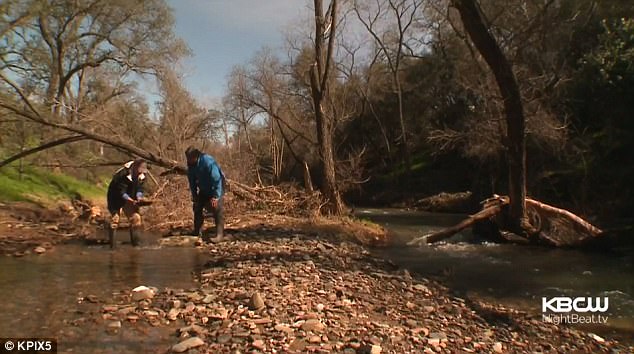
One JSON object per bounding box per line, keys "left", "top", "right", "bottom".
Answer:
{"left": 106, "top": 159, "right": 148, "bottom": 248}
{"left": 185, "top": 147, "right": 226, "bottom": 243}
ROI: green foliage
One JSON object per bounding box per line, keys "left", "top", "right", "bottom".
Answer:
{"left": 0, "top": 165, "right": 106, "bottom": 205}
{"left": 570, "top": 17, "right": 634, "bottom": 147}
{"left": 552, "top": 17, "right": 634, "bottom": 217}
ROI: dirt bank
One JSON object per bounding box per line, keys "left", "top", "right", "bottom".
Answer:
{"left": 0, "top": 201, "right": 97, "bottom": 256}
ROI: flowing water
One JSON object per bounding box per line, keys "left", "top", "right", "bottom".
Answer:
{"left": 0, "top": 232, "right": 206, "bottom": 353}
{"left": 359, "top": 208, "right": 634, "bottom": 341}
{"left": 0, "top": 210, "right": 632, "bottom": 352}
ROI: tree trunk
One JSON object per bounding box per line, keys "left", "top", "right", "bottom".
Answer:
{"left": 310, "top": 0, "right": 345, "bottom": 215}
{"left": 303, "top": 161, "right": 314, "bottom": 192}
{"left": 410, "top": 195, "right": 604, "bottom": 247}
{"left": 452, "top": 0, "right": 527, "bottom": 231}
{"left": 315, "top": 101, "right": 345, "bottom": 213}
{"left": 395, "top": 74, "right": 411, "bottom": 178}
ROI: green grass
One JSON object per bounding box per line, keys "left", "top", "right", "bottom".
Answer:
{"left": 0, "top": 165, "right": 106, "bottom": 205}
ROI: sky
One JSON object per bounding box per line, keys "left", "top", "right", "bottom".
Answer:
{"left": 165, "top": 0, "right": 309, "bottom": 103}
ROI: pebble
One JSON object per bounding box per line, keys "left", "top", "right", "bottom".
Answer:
{"left": 251, "top": 339, "right": 265, "bottom": 349}
{"left": 131, "top": 286, "right": 154, "bottom": 301}
{"left": 107, "top": 321, "right": 121, "bottom": 329}
{"left": 301, "top": 319, "right": 326, "bottom": 332}
{"left": 171, "top": 337, "right": 204, "bottom": 353}
{"left": 249, "top": 292, "right": 265, "bottom": 310}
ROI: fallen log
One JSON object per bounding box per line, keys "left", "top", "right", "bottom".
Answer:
{"left": 409, "top": 195, "right": 604, "bottom": 247}
{"left": 524, "top": 198, "right": 603, "bottom": 246}
{"left": 408, "top": 202, "right": 504, "bottom": 246}
{"left": 413, "top": 191, "right": 474, "bottom": 213}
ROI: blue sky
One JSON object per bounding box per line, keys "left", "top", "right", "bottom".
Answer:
{"left": 165, "top": 0, "right": 308, "bottom": 102}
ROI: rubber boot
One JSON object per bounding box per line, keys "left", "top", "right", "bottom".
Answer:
{"left": 208, "top": 200, "right": 225, "bottom": 243}
{"left": 108, "top": 227, "right": 117, "bottom": 249}
{"left": 130, "top": 228, "right": 140, "bottom": 247}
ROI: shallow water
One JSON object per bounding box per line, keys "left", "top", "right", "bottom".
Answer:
{"left": 359, "top": 208, "right": 634, "bottom": 340}
{"left": 0, "top": 231, "right": 206, "bottom": 353}
{"left": 0, "top": 211, "right": 632, "bottom": 352}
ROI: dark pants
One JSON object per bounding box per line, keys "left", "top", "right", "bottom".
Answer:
{"left": 193, "top": 195, "right": 224, "bottom": 240}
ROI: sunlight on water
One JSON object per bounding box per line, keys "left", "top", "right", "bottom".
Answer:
{"left": 359, "top": 208, "right": 634, "bottom": 338}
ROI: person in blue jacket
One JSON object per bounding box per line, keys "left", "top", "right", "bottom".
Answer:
{"left": 185, "top": 147, "right": 226, "bottom": 242}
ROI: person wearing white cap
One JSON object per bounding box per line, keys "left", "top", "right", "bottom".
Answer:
{"left": 106, "top": 158, "right": 148, "bottom": 248}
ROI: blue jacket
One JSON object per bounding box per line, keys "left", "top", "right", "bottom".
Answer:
{"left": 188, "top": 154, "right": 224, "bottom": 199}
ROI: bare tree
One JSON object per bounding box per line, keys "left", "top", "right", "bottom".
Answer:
{"left": 310, "top": 0, "right": 346, "bottom": 214}
{"left": 352, "top": 0, "right": 427, "bottom": 174}
{"left": 0, "top": 0, "right": 190, "bottom": 172}
{"left": 228, "top": 49, "right": 315, "bottom": 183}
{"left": 224, "top": 66, "right": 264, "bottom": 183}
{"left": 1, "top": 0, "right": 187, "bottom": 119}
{"left": 153, "top": 68, "right": 212, "bottom": 161}
{"left": 451, "top": 0, "right": 527, "bottom": 231}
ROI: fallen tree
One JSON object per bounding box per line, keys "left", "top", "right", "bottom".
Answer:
{"left": 0, "top": 135, "right": 86, "bottom": 168}
{"left": 0, "top": 95, "right": 328, "bottom": 216}
{"left": 408, "top": 195, "right": 604, "bottom": 247}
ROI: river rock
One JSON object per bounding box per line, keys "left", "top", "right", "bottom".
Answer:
{"left": 132, "top": 286, "right": 154, "bottom": 301}
{"left": 107, "top": 320, "right": 121, "bottom": 329}
{"left": 184, "top": 302, "right": 196, "bottom": 313}
{"left": 75, "top": 221, "right": 631, "bottom": 353}
{"left": 45, "top": 224, "right": 59, "bottom": 231}
{"left": 589, "top": 333, "right": 605, "bottom": 343}
{"left": 249, "top": 292, "right": 265, "bottom": 310}
{"left": 288, "top": 338, "right": 307, "bottom": 352}
{"left": 102, "top": 305, "right": 118, "bottom": 312}
{"left": 252, "top": 339, "right": 265, "bottom": 350}
{"left": 301, "top": 319, "right": 326, "bottom": 332}
{"left": 34, "top": 246, "right": 46, "bottom": 254}
{"left": 171, "top": 337, "right": 204, "bottom": 353}
{"left": 144, "top": 310, "right": 159, "bottom": 317}
{"left": 360, "top": 344, "right": 382, "bottom": 354}
{"left": 209, "top": 306, "right": 229, "bottom": 320}
{"left": 167, "top": 308, "right": 180, "bottom": 320}
{"left": 274, "top": 324, "right": 293, "bottom": 334}
{"left": 180, "top": 324, "right": 206, "bottom": 335}
{"left": 413, "top": 284, "right": 430, "bottom": 294}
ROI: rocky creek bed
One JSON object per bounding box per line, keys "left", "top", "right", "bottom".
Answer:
{"left": 1, "top": 203, "right": 631, "bottom": 353}
{"left": 83, "top": 227, "right": 630, "bottom": 353}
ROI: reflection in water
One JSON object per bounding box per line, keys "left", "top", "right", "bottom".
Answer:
{"left": 359, "top": 208, "right": 634, "bottom": 338}
{"left": 0, "top": 234, "right": 206, "bottom": 353}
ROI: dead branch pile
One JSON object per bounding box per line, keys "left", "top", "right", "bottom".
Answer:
{"left": 144, "top": 177, "right": 322, "bottom": 231}
{"left": 413, "top": 191, "right": 474, "bottom": 213}
{"left": 228, "top": 180, "right": 323, "bottom": 216}
{"left": 143, "top": 177, "right": 194, "bottom": 230}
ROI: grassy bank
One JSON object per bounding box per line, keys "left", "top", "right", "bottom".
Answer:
{"left": 0, "top": 165, "right": 106, "bottom": 206}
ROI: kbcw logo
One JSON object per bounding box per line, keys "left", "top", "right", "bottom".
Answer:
{"left": 542, "top": 297, "right": 609, "bottom": 313}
